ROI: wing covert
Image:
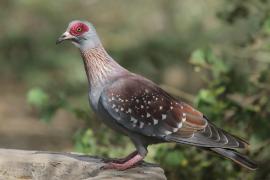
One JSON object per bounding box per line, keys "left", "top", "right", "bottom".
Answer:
{"left": 99, "top": 75, "right": 207, "bottom": 139}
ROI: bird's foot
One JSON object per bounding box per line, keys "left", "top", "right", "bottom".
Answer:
{"left": 101, "top": 154, "right": 143, "bottom": 171}
{"left": 101, "top": 162, "right": 135, "bottom": 171}
{"left": 102, "top": 151, "right": 138, "bottom": 164}
{"left": 102, "top": 159, "right": 128, "bottom": 164}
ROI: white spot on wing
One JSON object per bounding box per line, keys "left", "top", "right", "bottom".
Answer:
{"left": 131, "top": 117, "right": 137, "bottom": 124}
{"left": 139, "top": 122, "right": 144, "bottom": 128}
{"left": 172, "top": 128, "right": 178, "bottom": 132}
{"left": 153, "top": 119, "right": 158, "bottom": 125}
{"left": 182, "top": 116, "right": 186, "bottom": 122}
{"left": 147, "top": 113, "right": 151, "bottom": 118}
{"left": 162, "top": 114, "right": 166, "bottom": 120}
{"left": 177, "top": 122, "right": 183, "bottom": 128}
{"left": 164, "top": 130, "right": 172, "bottom": 135}
{"left": 159, "top": 106, "right": 163, "bottom": 110}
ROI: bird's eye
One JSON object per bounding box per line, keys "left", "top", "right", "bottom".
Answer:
{"left": 69, "top": 23, "right": 89, "bottom": 36}
{"left": 77, "top": 27, "right": 82, "bottom": 32}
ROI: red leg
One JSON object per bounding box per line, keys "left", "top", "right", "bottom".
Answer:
{"left": 102, "top": 153, "right": 144, "bottom": 171}
{"left": 103, "top": 151, "right": 138, "bottom": 164}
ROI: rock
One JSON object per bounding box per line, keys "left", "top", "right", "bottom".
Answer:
{"left": 0, "top": 148, "right": 166, "bottom": 180}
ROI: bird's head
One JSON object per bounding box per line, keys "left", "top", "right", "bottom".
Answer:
{"left": 56, "top": 20, "right": 100, "bottom": 49}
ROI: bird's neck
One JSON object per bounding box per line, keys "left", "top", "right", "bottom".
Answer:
{"left": 80, "top": 45, "right": 127, "bottom": 89}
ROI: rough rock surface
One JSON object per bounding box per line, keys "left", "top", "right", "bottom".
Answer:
{"left": 0, "top": 148, "right": 166, "bottom": 180}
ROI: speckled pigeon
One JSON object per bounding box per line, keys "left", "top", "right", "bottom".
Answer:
{"left": 56, "top": 20, "right": 257, "bottom": 171}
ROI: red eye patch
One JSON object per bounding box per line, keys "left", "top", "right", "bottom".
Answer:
{"left": 69, "top": 23, "right": 89, "bottom": 36}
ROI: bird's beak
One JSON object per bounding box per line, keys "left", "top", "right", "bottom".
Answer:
{"left": 56, "top": 32, "right": 75, "bottom": 44}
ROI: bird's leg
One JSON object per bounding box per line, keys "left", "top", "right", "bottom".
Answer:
{"left": 101, "top": 152, "right": 144, "bottom": 171}
{"left": 103, "top": 150, "right": 138, "bottom": 164}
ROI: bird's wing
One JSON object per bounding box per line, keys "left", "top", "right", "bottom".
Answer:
{"left": 99, "top": 75, "right": 247, "bottom": 148}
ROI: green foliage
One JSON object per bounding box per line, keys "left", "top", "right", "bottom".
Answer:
{"left": 74, "top": 129, "right": 98, "bottom": 154}
{"left": 155, "top": 146, "right": 187, "bottom": 168}
{"left": 190, "top": 48, "right": 229, "bottom": 81}
{"left": 27, "top": 88, "right": 49, "bottom": 108}
{"left": 262, "top": 16, "right": 270, "bottom": 34}
{"left": 27, "top": 87, "right": 68, "bottom": 123}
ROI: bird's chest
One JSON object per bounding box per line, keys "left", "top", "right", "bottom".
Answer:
{"left": 88, "top": 88, "right": 102, "bottom": 112}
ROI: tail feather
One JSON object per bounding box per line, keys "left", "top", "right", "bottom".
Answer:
{"left": 211, "top": 148, "right": 258, "bottom": 170}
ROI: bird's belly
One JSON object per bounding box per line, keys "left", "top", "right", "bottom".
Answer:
{"left": 88, "top": 93, "right": 99, "bottom": 111}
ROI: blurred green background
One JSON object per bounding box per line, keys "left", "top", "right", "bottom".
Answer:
{"left": 0, "top": 0, "right": 270, "bottom": 179}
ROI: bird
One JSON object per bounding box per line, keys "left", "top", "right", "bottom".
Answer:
{"left": 56, "top": 20, "right": 258, "bottom": 171}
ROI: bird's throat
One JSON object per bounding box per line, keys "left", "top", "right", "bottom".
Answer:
{"left": 80, "top": 46, "right": 126, "bottom": 89}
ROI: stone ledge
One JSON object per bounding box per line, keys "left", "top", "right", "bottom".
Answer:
{"left": 0, "top": 148, "right": 166, "bottom": 180}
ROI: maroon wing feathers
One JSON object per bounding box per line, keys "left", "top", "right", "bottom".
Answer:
{"left": 100, "top": 75, "right": 207, "bottom": 138}
{"left": 100, "top": 75, "right": 248, "bottom": 148}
